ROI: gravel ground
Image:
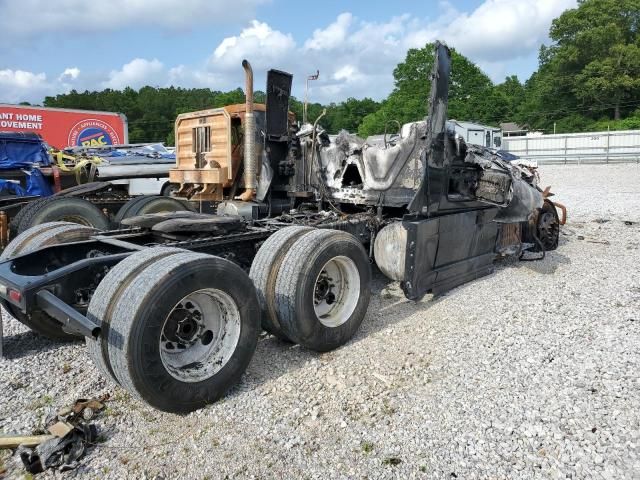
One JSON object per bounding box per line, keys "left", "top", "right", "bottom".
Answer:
{"left": 1, "top": 164, "right": 639, "bottom": 479}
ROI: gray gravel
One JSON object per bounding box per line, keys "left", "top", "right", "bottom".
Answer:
{"left": 1, "top": 163, "right": 639, "bottom": 479}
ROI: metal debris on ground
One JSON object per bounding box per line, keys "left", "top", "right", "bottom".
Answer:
{"left": 17, "top": 422, "right": 97, "bottom": 473}
{"left": 5, "top": 395, "right": 108, "bottom": 474}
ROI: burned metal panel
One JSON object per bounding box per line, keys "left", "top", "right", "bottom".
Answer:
{"left": 317, "top": 123, "right": 427, "bottom": 207}
{"left": 496, "top": 223, "right": 523, "bottom": 255}
{"left": 401, "top": 207, "right": 498, "bottom": 300}
{"left": 463, "top": 145, "right": 544, "bottom": 223}
{"left": 310, "top": 43, "right": 454, "bottom": 211}
{"left": 408, "top": 41, "right": 451, "bottom": 214}
{"left": 265, "top": 69, "right": 292, "bottom": 141}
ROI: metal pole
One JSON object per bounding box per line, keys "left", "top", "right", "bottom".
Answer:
{"left": 606, "top": 128, "right": 610, "bottom": 164}
{"left": 303, "top": 77, "right": 308, "bottom": 124}
{"left": 303, "top": 70, "right": 319, "bottom": 125}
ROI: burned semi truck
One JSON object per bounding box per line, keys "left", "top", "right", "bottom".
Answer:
{"left": 0, "top": 43, "right": 562, "bottom": 413}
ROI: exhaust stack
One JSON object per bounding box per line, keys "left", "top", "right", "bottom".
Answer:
{"left": 239, "top": 59, "right": 256, "bottom": 201}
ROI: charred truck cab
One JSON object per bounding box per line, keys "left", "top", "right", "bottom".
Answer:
{"left": 0, "top": 43, "right": 563, "bottom": 413}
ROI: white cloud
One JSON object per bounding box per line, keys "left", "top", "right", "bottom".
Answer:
{"left": 58, "top": 67, "right": 80, "bottom": 82}
{"left": 441, "top": 0, "right": 577, "bottom": 62}
{"left": 304, "top": 13, "right": 352, "bottom": 51}
{"left": 0, "top": 0, "right": 265, "bottom": 38}
{"left": 0, "top": 1, "right": 579, "bottom": 104}
{"left": 168, "top": 65, "right": 222, "bottom": 88}
{"left": 0, "top": 69, "right": 47, "bottom": 89}
{"left": 211, "top": 20, "right": 296, "bottom": 71}
{"left": 333, "top": 65, "right": 362, "bottom": 82}
{"left": 103, "top": 58, "right": 165, "bottom": 89}
{"left": 288, "top": 0, "right": 577, "bottom": 101}
{"left": 0, "top": 69, "right": 50, "bottom": 103}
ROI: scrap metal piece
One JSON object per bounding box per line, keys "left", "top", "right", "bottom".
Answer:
{"left": 552, "top": 201, "right": 567, "bottom": 225}
{"left": 17, "top": 423, "right": 96, "bottom": 473}
{"left": 72, "top": 398, "right": 106, "bottom": 416}
{"left": 48, "top": 421, "right": 74, "bottom": 438}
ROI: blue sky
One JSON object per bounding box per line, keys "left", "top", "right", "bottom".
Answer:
{"left": 0, "top": 0, "right": 577, "bottom": 104}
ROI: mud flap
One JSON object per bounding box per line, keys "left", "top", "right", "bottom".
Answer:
{"left": 401, "top": 208, "right": 499, "bottom": 300}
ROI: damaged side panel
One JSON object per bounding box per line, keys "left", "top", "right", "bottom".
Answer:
{"left": 401, "top": 208, "right": 498, "bottom": 300}
{"left": 464, "top": 145, "right": 544, "bottom": 223}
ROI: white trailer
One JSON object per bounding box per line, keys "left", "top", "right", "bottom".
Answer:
{"left": 448, "top": 120, "right": 503, "bottom": 148}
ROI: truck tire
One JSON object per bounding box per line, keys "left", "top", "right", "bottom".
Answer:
{"left": 114, "top": 195, "right": 193, "bottom": 226}
{"left": 86, "top": 247, "right": 187, "bottom": 386}
{"left": 8, "top": 197, "right": 56, "bottom": 240}
{"left": 107, "top": 251, "right": 260, "bottom": 413}
{"left": 15, "top": 197, "right": 109, "bottom": 234}
{"left": 534, "top": 199, "right": 560, "bottom": 251}
{"left": 161, "top": 182, "right": 178, "bottom": 197}
{"left": 274, "top": 229, "right": 371, "bottom": 352}
{"left": 249, "top": 226, "right": 313, "bottom": 340}
{"left": 1, "top": 222, "right": 99, "bottom": 340}
{"left": 1, "top": 221, "right": 76, "bottom": 259}
{"left": 112, "top": 195, "right": 152, "bottom": 225}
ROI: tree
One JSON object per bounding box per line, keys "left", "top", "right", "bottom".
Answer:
{"left": 520, "top": 0, "right": 640, "bottom": 130}
{"left": 492, "top": 75, "right": 526, "bottom": 122}
{"left": 575, "top": 43, "right": 640, "bottom": 119}
{"left": 323, "top": 97, "right": 380, "bottom": 133}
{"left": 358, "top": 44, "right": 498, "bottom": 137}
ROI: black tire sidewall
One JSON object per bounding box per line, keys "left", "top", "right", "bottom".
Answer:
{"left": 161, "top": 182, "right": 178, "bottom": 197}
{"left": 113, "top": 196, "right": 159, "bottom": 224}
{"left": 541, "top": 200, "right": 560, "bottom": 250}
{"left": 22, "top": 198, "right": 109, "bottom": 232}
{"left": 136, "top": 197, "right": 192, "bottom": 215}
{"left": 114, "top": 196, "right": 192, "bottom": 226}
{"left": 291, "top": 239, "right": 371, "bottom": 351}
{"left": 126, "top": 260, "right": 260, "bottom": 413}
{"left": 10, "top": 197, "right": 55, "bottom": 238}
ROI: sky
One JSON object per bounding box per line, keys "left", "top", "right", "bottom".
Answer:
{"left": 0, "top": 0, "right": 577, "bottom": 105}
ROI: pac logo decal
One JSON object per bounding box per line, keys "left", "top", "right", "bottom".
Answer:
{"left": 68, "top": 119, "right": 120, "bottom": 147}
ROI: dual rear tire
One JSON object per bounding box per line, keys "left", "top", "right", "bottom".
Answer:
{"left": 87, "top": 227, "right": 371, "bottom": 412}
{"left": 9, "top": 195, "right": 190, "bottom": 240}
{"left": 250, "top": 228, "right": 371, "bottom": 352}
{"left": 4, "top": 222, "right": 371, "bottom": 412}
{"left": 86, "top": 248, "right": 260, "bottom": 413}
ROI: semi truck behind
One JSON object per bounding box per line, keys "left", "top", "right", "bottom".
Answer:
{"left": 0, "top": 104, "right": 128, "bottom": 149}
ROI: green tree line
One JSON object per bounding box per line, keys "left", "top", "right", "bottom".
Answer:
{"left": 43, "top": 0, "right": 639, "bottom": 143}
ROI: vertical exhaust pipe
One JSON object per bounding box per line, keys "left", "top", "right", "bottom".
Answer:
{"left": 239, "top": 59, "right": 256, "bottom": 201}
